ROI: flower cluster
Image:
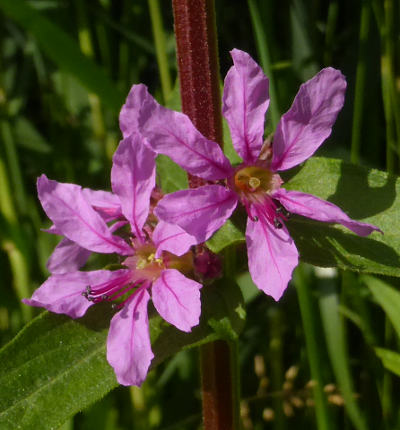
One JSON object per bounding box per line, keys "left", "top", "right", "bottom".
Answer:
{"left": 24, "top": 48, "right": 380, "bottom": 386}
{"left": 131, "top": 48, "right": 380, "bottom": 300}
{"left": 23, "top": 135, "right": 203, "bottom": 386}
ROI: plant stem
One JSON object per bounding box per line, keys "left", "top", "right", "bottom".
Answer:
{"left": 74, "top": 0, "right": 106, "bottom": 150}
{"left": 148, "top": 0, "right": 172, "bottom": 103}
{"left": 350, "top": 0, "right": 370, "bottom": 164}
{"left": 172, "top": 0, "right": 222, "bottom": 147}
{"left": 172, "top": 1, "right": 238, "bottom": 428}
{"left": 295, "top": 266, "right": 333, "bottom": 430}
{"left": 200, "top": 341, "right": 238, "bottom": 430}
{"left": 247, "top": 0, "right": 280, "bottom": 129}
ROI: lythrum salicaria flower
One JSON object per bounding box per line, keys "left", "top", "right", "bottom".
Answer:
{"left": 23, "top": 135, "right": 201, "bottom": 386}
{"left": 129, "top": 48, "right": 381, "bottom": 301}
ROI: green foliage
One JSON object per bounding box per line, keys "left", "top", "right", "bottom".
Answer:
{"left": 205, "top": 157, "right": 400, "bottom": 278}
{"left": 363, "top": 275, "right": 400, "bottom": 339}
{"left": 0, "top": 282, "right": 244, "bottom": 429}
{"left": 0, "top": 0, "right": 400, "bottom": 428}
{"left": 0, "top": 0, "right": 124, "bottom": 112}
{"left": 318, "top": 274, "right": 367, "bottom": 430}
{"left": 375, "top": 348, "right": 400, "bottom": 377}
{"left": 285, "top": 157, "right": 399, "bottom": 277}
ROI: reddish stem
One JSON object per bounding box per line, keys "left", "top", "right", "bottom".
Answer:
{"left": 172, "top": 0, "right": 223, "bottom": 187}
{"left": 172, "top": 1, "right": 236, "bottom": 429}
{"left": 200, "top": 341, "right": 234, "bottom": 430}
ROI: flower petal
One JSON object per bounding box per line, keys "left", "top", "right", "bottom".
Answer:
{"left": 246, "top": 214, "right": 299, "bottom": 301}
{"left": 111, "top": 135, "right": 156, "bottom": 238}
{"left": 152, "top": 269, "right": 202, "bottom": 332}
{"left": 107, "top": 288, "right": 154, "bottom": 386}
{"left": 271, "top": 68, "right": 346, "bottom": 171}
{"left": 47, "top": 238, "right": 91, "bottom": 274}
{"left": 152, "top": 221, "right": 197, "bottom": 258}
{"left": 274, "top": 188, "right": 382, "bottom": 236}
{"left": 82, "top": 188, "right": 122, "bottom": 222}
{"left": 22, "top": 270, "right": 129, "bottom": 318}
{"left": 137, "top": 86, "right": 233, "bottom": 180}
{"left": 222, "top": 49, "right": 270, "bottom": 163}
{"left": 37, "top": 175, "right": 132, "bottom": 255}
{"left": 154, "top": 185, "right": 238, "bottom": 243}
{"left": 119, "top": 84, "right": 149, "bottom": 139}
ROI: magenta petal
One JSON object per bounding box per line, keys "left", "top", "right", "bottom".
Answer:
{"left": 274, "top": 188, "right": 382, "bottom": 236}
{"left": 154, "top": 185, "right": 238, "bottom": 243}
{"left": 271, "top": 68, "right": 347, "bottom": 171}
{"left": 137, "top": 87, "right": 233, "bottom": 181}
{"left": 37, "top": 175, "right": 132, "bottom": 255}
{"left": 82, "top": 188, "right": 122, "bottom": 222}
{"left": 246, "top": 216, "right": 299, "bottom": 301}
{"left": 22, "top": 270, "right": 129, "bottom": 318}
{"left": 47, "top": 238, "right": 91, "bottom": 274}
{"left": 222, "top": 49, "right": 270, "bottom": 164}
{"left": 152, "top": 221, "right": 197, "bottom": 258}
{"left": 107, "top": 288, "right": 154, "bottom": 386}
{"left": 119, "top": 84, "right": 149, "bottom": 139}
{"left": 111, "top": 135, "right": 156, "bottom": 238}
{"left": 152, "top": 269, "right": 202, "bottom": 332}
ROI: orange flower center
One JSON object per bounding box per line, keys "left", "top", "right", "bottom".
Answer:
{"left": 234, "top": 166, "right": 274, "bottom": 194}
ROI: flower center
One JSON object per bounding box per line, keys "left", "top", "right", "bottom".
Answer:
{"left": 234, "top": 166, "right": 274, "bottom": 194}
{"left": 124, "top": 244, "right": 164, "bottom": 281}
{"left": 231, "top": 164, "right": 289, "bottom": 228}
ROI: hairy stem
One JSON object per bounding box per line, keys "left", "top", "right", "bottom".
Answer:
{"left": 172, "top": 1, "right": 238, "bottom": 428}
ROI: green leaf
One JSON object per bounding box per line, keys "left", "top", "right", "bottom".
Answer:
{"left": 206, "top": 219, "right": 245, "bottom": 254}
{"left": 236, "top": 271, "right": 261, "bottom": 303}
{"left": 362, "top": 275, "right": 400, "bottom": 339}
{"left": 284, "top": 157, "right": 400, "bottom": 277}
{"left": 374, "top": 347, "right": 400, "bottom": 377}
{"left": 14, "top": 117, "right": 52, "bottom": 153}
{"left": 318, "top": 276, "right": 367, "bottom": 430}
{"left": 0, "top": 0, "right": 124, "bottom": 112}
{"left": 223, "top": 117, "right": 241, "bottom": 165}
{"left": 156, "top": 155, "right": 188, "bottom": 193}
{"left": 202, "top": 157, "right": 400, "bottom": 279}
{"left": 0, "top": 305, "right": 115, "bottom": 430}
{"left": 0, "top": 280, "right": 244, "bottom": 429}
{"left": 151, "top": 279, "right": 245, "bottom": 361}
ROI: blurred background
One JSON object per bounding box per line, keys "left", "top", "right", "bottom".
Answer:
{"left": 0, "top": 0, "right": 399, "bottom": 429}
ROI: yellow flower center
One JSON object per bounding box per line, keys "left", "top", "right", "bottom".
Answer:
{"left": 124, "top": 244, "right": 164, "bottom": 281}
{"left": 234, "top": 166, "right": 274, "bottom": 194}
{"left": 124, "top": 243, "right": 194, "bottom": 281}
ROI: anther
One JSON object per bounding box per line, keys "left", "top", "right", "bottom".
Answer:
{"left": 250, "top": 215, "right": 259, "bottom": 222}
{"left": 274, "top": 218, "right": 283, "bottom": 229}
{"left": 82, "top": 286, "right": 91, "bottom": 299}
{"left": 276, "top": 206, "right": 291, "bottom": 219}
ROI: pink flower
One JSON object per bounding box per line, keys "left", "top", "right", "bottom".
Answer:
{"left": 23, "top": 135, "right": 200, "bottom": 386}
{"left": 128, "top": 49, "right": 381, "bottom": 301}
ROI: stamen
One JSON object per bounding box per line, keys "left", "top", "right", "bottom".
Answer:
{"left": 276, "top": 206, "right": 291, "bottom": 219}
{"left": 248, "top": 177, "right": 261, "bottom": 189}
{"left": 274, "top": 218, "right": 283, "bottom": 229}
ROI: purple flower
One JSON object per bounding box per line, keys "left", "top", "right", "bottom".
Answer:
{"left": 127, "top": 49, "right": 381, "bottom": 301}
{"left": 23, "top": 134, "right": 200, "bottom": 386}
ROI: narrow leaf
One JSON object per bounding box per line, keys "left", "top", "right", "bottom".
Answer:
{"left": 362, "top": 275, "right": 400, "bottom": 339}
{"left": 318, "top": 276, "right": 367, "bottom": 430}
{"left": 0, "top": 0, "right": 123, "bottom": 112}
{"left": 375, "top": 347, "right": 400, "bottom": 377}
